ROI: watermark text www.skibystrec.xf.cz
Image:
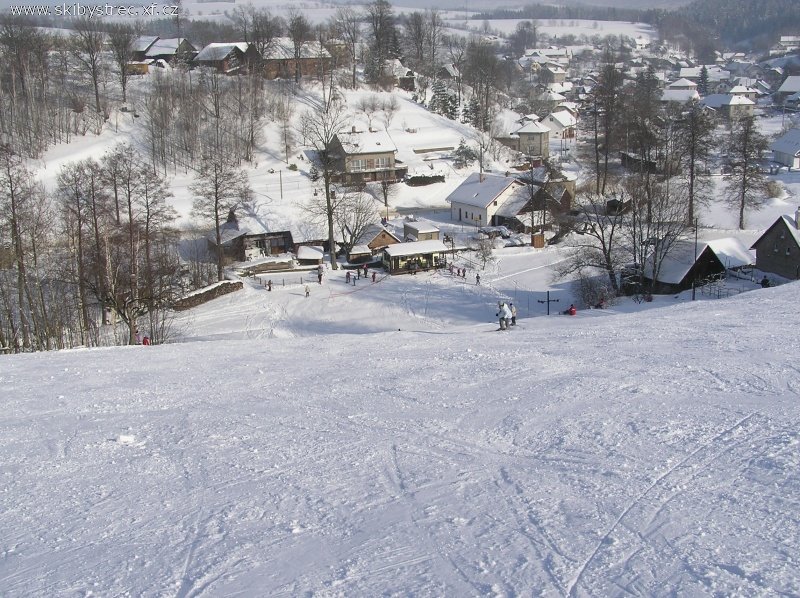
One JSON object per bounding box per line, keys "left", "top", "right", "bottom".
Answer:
{"left": 9, "top": 3, "right": 180, "bottom": 17}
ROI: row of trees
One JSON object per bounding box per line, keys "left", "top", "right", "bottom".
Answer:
{"left": 0, "top": 143, "right": 188, "bottom": 351}
{"left": 560, "top": 52, "right": 771, "bottom": 300}
{"left": 0, "top": 134, "right": 257, "bottom": 352}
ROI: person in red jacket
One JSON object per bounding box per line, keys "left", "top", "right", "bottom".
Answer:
{"left": 564, "top": 304, "right": 577, "bottom": 316}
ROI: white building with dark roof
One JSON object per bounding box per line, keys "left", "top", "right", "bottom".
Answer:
{"left": 445, "top": 173, "right": 525, "bottom": 227}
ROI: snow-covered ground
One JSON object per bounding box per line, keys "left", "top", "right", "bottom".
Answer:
{"left": 2, "top": 267, "right": 799, "bottom": 595}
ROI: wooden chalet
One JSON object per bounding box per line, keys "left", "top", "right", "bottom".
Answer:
{"left": 750, "top": 211, "right": 800, "bottom": 280}
{"left": 193, "top": 42, "right": 260, "bottom": 74}
{"left": 262, "top": 37, "right": 333, "bottom": 80}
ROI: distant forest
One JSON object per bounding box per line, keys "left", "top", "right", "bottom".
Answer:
{"left": 475, "top": 0, "right": 800, "bottom": 54}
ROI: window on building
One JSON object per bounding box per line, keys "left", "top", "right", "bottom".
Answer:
{"left": 351, "top": 159, "right": 365, "bottom": 172}
{"left": 375, "top": 157, "right": 389, "bottom": 169}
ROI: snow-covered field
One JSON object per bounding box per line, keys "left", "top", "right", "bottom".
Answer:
{"left": 442, "top": 18, "right": 658, "bottom": 42}
{"left": 2, "top": 269, "right": 799, "bottom": 595}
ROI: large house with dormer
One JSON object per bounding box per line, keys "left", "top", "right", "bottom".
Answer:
{"left": 328, "top": 128, "right": 406, "bottom": 184}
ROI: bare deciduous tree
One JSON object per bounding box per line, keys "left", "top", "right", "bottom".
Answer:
{"left": 725, "top": 116, "right": 769, "bottom": 230}
{"left": 299, "top": 95, "right": 350, "bottom": 270}
{"left": 70, "top": 17, "right": 106, "bottom": 115}
{"left": 191, "top": 156, "right": 252, "bottom": 281}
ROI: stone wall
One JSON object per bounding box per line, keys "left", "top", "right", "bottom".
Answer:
{"left": 172, "top": 281, "right": 243, "bottom": 311}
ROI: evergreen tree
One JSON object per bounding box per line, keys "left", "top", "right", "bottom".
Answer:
{"left": 429, "top": 79, "right": 448, "bottom": 115}
{"left": 698, "top": 66, "right": 709, "bottom": 96}
{"left": 454, "top": 138, "right": 477, "bottom": 166}
{"left": 445, "top": 94, "right": 459, "bottom": 120}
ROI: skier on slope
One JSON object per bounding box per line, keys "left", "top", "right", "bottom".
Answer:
{"left": 496, "top": 302, "right": 512, "bottom": 330}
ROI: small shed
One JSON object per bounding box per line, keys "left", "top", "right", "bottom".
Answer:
{"left": 347, "top": 244, "right": 373, "bottom": 264}
{"left": 296, "top": 245, "right": 324, "bottom": 266}
{"left": 382, "top": 240, "right": 449, "bottom": 274}
{"left": 403, "top": 220, "right": 440, "bottom": 241}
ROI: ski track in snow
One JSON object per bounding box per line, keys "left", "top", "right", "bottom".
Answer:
{"left": 2, "top": 280, "right": 800, "bottom": 595}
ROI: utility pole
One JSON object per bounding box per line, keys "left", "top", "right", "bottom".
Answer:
{"left": 692, "top": 218, "right": 698, "bottom": 300}
{"left": 538, "top": 291, "right": 559, "bottom": 315}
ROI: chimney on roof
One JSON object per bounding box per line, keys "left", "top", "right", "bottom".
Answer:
{"left": 796, "top": 206, "right": 800, "bottom": 229}
{"left": 479, "top": 172, "right": 485, "bottom": 183}
{"left": 351, "top": 125, "right": 357, "bottom": 133}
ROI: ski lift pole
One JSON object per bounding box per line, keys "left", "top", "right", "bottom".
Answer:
{"left": 538, "top": 291, "right": 559, "bottom": 315}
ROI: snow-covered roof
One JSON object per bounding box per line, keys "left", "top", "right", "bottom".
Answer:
{"left": 384, "top": 240, "right": 448, "bottom": 257}
{"left": 208, "top": 221, "right": 248, "bottom": 246}
{"left": 661, "top": 89, "right": 700, "bottom": 103}
{"left": 778, "top": 76, "right": 800, "bottom": 94}
{"left": 194, "top": 43, "right": 249, "bottom": 62}
{"left": 445, "top": 173, "right": 521, "bottom": 209}
{"left": 700, "top": 94, "right": 754, "bottom": 109}
{"left": 263, "top": 38, "right": 331, "bottom": 61}
{"left": 146, "top": 38, "right": 193, "bottom": 57}
{"left": 404, "top": 220, "right": 439, "bottom": 234}
{"left": 705, "top": 238, "right": 755, "bottom": 269}
{"left": 296, "top": 245, "right": 323, "bottom": 260}
{"left": 538, "top": 90, "right": 566, "bottom": 102}
{"left": 132, "top": 35, "right": 158, "bottom": 53}
{"left": 752, "top": 214, "right": 800, "bottom": 250}
{"left": 493, "top": 187, "right": 533, "bottom": 218}
{"left": 550, "top": 110, "right": 577, "bottom": 127}
{"left": 648, "top": 238, "right": 753, "bottom": 284}
{"left": 349, "top": 244, "right": 371, "bottom": 255}
{"left": 335, "top": 130, "right": 397, "bottom": 155}
{"left": 728, "top": 85, "right": 758, "bottom": 94}
{"left": 769, "top": 129, "right": 800, "bottom": 156}
{"left": 547, "top": 82, "right": 573, "bottom": 95}
{"left": 514, "top": 120, "right": 550, "bottom": 135}
{"left": 667, "top": 78, "right": 697, "bottom": 89}
{"left": 355, "top": 224, "right": 400, "bottom": 246}
{"left": 680, "top": 66, "right": 730, "bottom": 81}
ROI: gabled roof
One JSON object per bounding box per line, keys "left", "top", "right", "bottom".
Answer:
{"left": 355, "top": 224, "right": 401, "bottom": 246}
{"left": 263, "top": 37, "right": 331, "bottom": 61}
{"left": 194, "top": 42, "right": 249, "bottom": 62}
{"left": 335, "top": 130, "right": 397, "bottom": 155}
{"left": 667, "top": 77, "right": 697, "bottom": 89}
{"left": 647, "top": 238, "right": 753, "bottom": 284}
{"left": 446, "top": 173, "right": 522, "bottom": 209}
{"left": 701, "top": 94, "right": 754, "bottom": 108}
{"left": 777, "top": 76, "right": 800, "bottom": 94}
{"left": 132, "top": 35, "right": 158, "bottom": 53}
{"left": 544, "top": 110, "right": 577, "bottom": 128}
{"left": 514, "top": 120, "right": 550, "bottom": 134}
{"left": 493, "top": 186, "right": 535, "bottom": 218}
{"left": 146, "top": 38, "right": 194, "bottom": 57}
{"left": 208, "top": 220, "right": 248, "bottom": 246}
{"left": 751, "top": 214, "right": 800, "bottom": 250}
{"left": 661, "top": 89, "right": 700, "bottom": 103}
{"left": 538, "top": 90, "right": 566, "bottom": 101}
{"left": 728, "top": 85, "right": 758, "bottom": 94}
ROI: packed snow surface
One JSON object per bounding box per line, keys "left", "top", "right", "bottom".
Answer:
{"left": 1, "top": 280, "right": 798, "bottom": 595}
